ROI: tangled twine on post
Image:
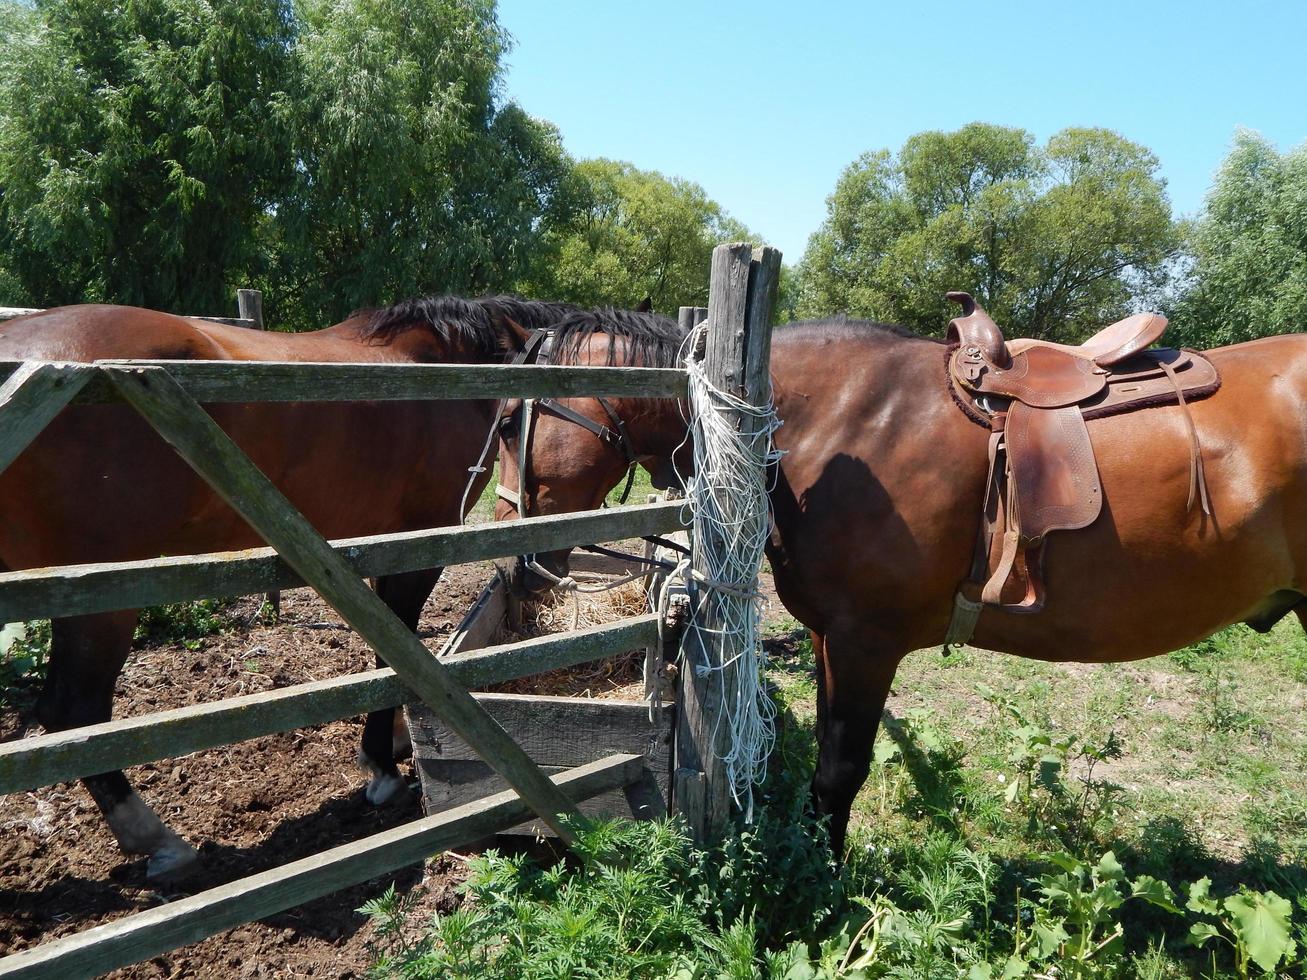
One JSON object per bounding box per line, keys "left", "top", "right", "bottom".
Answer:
{"left": 674, "top": 322, "right": 783, "bottom": 821}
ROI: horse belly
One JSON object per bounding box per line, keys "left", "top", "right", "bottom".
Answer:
{"left": 979, "top": 362, "right": 1307, "bottom": 663}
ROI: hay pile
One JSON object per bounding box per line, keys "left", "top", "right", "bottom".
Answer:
{"left": 487, "top": 576, "right": 651, "bottom": 700}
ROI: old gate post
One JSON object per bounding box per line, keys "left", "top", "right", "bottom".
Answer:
{"left": 672, "top": 242, "right": 781, "bottom": 841}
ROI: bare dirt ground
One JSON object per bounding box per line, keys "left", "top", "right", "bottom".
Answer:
{"left": 0, "top": 561, "right": 608, "bottom": 979}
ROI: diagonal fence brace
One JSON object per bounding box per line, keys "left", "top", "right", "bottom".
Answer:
{"left": 105, "top": 364, "right": 581, "bottom": 840}
{"left": 0, "top": 361, "right": 91, "bottom": 476}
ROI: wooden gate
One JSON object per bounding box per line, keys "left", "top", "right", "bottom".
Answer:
{"left": 0, "top": 243, "right": 778, "bottom": 976}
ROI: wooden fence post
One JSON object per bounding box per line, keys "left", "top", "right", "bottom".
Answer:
{"left": 235, "top": 288, "right": 282, "bottom": 616}
{"left": 672, "top": 243, "right": 780, "bottom": 842}
{"left": 236, "top": 288, "right": 264, "bottom": 329}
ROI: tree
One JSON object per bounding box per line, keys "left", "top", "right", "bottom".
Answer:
{"left": 1170, "top": 131, "right": 1307, "bottom": 347}
{"left": 519, "top": 158, "right": 752, "bottom": 313}
{"left": 795, "top": 123, "right": 1178, "bottom": 342}
{"left": 0, "top": 0, "right": 296, "bottom": 311}
{"left": 277, "top": 0, "right": 571, "bottom": 327}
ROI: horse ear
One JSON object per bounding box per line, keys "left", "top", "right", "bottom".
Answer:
{"left": 498, "top": 315, "right": 532, "bottom": 353}
{"left": 635, "top": 296, "right": 653, "bottom": 313}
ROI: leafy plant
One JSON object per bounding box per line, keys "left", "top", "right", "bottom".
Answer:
{"left": 361, "top": 817, "right": 738, "bottom": 979}
{"left": 979, "top": 683, "right": 1126, "bottom": 854}
{"left": 0, "top": 619, "right": 50, "bottom": 706}
{"left": 1186, "top": 877, "right": 1297, "bottom": 977}
{"left": 134, "top": 599, "right": 231, "bottom": 650}
{"left": 1017, "top": 851, "right": 1180, "bottom": 976}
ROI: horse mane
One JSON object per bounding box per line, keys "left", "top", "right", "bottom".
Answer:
{"left": 778, "top": 316, "right": 944, "bottom": 345}
{"left": 360, "top": 295, "right": 584, "bottom": 353}
{"left": 550, "top": 307, "right": 688, "bottom": 367}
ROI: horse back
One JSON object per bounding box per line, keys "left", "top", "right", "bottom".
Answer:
{"left": 0, "top": 305, "right": 484, "bottom": 572}
{"left": 0, "top": 305, "right": 230, "bottom": 362}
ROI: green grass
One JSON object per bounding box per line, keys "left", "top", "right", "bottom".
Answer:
{"left": 365, "top": 618, "right": 1307, "bottom": 978}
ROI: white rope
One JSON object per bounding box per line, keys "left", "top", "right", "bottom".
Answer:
{"left": 675, "top": 323, "right": 783, "bottom": 821}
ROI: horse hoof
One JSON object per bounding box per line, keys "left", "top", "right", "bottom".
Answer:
{"left": 146, "top": 839, "right": 200, "bottom": 881}
{"left": 365, "top": 772, "right": 409, "bottom": 806}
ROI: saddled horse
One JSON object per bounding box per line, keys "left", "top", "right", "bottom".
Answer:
{"left": 0, "top": 295, "right": 579, "bottom": 879}
{"left": 495, "top": 298, "right": 1307, "bottom": 855}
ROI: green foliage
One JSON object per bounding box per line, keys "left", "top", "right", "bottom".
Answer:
{"left": 978, "top": 683, "right": 1126, "bottom": 854}
{"left": 0, "top": 0, "right": 296, "bottom": 310}
{"left": 277, "top": 0, "right": 571, "bottom": 327}
{"left": 0, "top": 619, "right": 50, "bottom": 707}
{"left": 133, "top": 599, "right": 230, "bottom": 649}
{"left": 1017, "top": 851, "right": 1179, "bottom": 976}
{"left": 0, "top": 0, "right": 581, "bottom": 326}
{"left": 1187, "top": 878, "right": 1297, "bottom": 977}
{"left": 1172, "top": 130, "right": 1307, "bottom": 347}
{"left": 361, "top": 817, "right": 738, "bottom": 979}
{"left": 795, "top": 123, "right": 1178, "bottom": 342}
{"left": 520, "top": 158, "right": 753, "bottom": 315}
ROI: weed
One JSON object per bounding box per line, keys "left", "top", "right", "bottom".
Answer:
{"left": 133, "top": 599, "right": 231, "bottom": 650}
{"left": 978, "top": 683, "right": 1127, "bottom": 855}
{"left": 0, "top": 619, "right": 50, "bottom": 707}
{"left": 1186, "top": 877, "right": 1297, "bottom": 977}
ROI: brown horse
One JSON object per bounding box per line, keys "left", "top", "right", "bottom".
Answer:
{"left": 495, "top": 306, "right": 1307, "bottom": 855}
{"left": 0, "top": 295, "right": 580, "bottom": 879}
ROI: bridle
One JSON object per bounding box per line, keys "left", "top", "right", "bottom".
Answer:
{"left": 495, "top": 328, "right": 641, "bottom": 519}
{"left": 491, "top": 327, "right": 690, "bottom": 583}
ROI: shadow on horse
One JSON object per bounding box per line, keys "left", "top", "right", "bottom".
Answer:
{"left": 492, "top": 298, "right": 1307, "bottom": 854}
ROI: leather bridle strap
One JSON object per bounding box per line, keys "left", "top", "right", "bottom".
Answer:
{"left": 536, "top": 396, "right": 639, "bottom": 478}
{"left": 495, "top": 328, "right": 551, "bottom": 514}
{"left": 495, "top": 332, "right": 642, "bottom": 515}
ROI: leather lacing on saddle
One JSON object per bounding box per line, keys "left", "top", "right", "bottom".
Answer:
{"left": 941, "top": 292, "right": 1221, "bottom": 647}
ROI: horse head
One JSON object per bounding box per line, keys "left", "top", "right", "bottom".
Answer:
{"left": 493, "top": 306, "right": 691, "bottom": 598}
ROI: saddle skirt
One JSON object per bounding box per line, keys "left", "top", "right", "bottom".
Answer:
{"left": 941, "top": 294, "right": 1221, "bottom": 644}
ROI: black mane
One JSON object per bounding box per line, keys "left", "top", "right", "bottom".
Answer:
{"left": 779, "top": 315, "right": 943, "bottom": 344}
{"left": 550, "top": 308, "right": 688, "bottom": 367}
{"left": 361, "top": 295, "right": 584, "bottom": 353}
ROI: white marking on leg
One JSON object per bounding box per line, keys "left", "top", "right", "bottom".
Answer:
{"left": 358, "top": 750, "right": 408, "bottom": 805}
{"left": 105, "top": 791, "right": 199, "bottom": 879}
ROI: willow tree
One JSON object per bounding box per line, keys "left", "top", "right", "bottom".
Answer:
{"left": 795, "top": 124, "right": 1178, "bottom": 342}
{"left": 519, "top": 158, "right": 753, "bottom": 313}
{"left": 277, "top": 0, "right": 571, "bottom": 327}
{"left": 0, "top": 0, "right": 296, "bottom": 311}
{"left": 1171, "top": 131, "right": 1307, "bottom": 347}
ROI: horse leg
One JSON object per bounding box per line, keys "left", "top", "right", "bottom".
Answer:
{"left": 360, "top": 568, "right": 443, "bottom": 804}
{"left": 38, "top": 611, "right": 199, "bottom": 880}
{"left": 810, "top": 624, "right": 901, "bottom": 859}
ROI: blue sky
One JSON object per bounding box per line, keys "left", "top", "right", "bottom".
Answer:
{"left": 496, "top": 0, "right": 1307, "bottom": 262}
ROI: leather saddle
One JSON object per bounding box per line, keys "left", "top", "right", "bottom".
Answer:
{"left": 943, "top": 292, "right": 1221, "bottom": 645}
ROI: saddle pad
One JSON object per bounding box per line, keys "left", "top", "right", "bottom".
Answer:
{"left": 1079, "top": 349, "right": 1221, "bottom": 420}
{"left": 948, "top": 348, "right": 1222, "bottom": 428}
{"left": 1006, "top": 402, "right": 1103, "bottom": 543}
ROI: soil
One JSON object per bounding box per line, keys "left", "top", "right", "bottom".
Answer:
{"left": 0, "top": 562, "right": 524, "bottom": 978}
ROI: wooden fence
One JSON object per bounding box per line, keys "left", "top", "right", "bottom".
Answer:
{"left": 0, "top": 245, "right": 779, "bottom": 977}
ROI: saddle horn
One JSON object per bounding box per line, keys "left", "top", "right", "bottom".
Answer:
{"left": 945, "top": 291, "right": 1008, "bottom": 367}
